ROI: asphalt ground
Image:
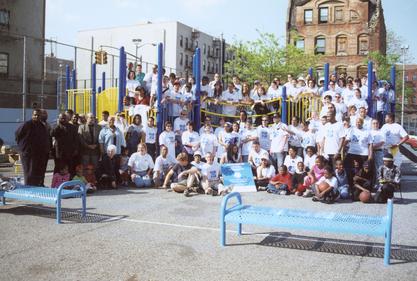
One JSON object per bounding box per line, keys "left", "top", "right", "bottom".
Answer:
{"left": 1, "top": 160, "right": 417, "bottom": 281}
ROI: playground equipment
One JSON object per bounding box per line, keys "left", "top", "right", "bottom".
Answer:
{"left": 64, "top": 43, "right": 397, "bottom": 128}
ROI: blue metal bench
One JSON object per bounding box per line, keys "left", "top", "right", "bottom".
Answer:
{"left": 0, "top": 180, "right": 86, "bottom": 224}
{"left": 220, "top": 192, "right": 394, "bottom": 266}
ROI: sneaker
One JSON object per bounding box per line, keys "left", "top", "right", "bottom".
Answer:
{"left": 295, "top": 191, "right": 301, "bottom": 196}
{"left": 303, "top": 190, "right": 313, "bottom": 197}
{"left": 258, "top": 186, "right": 267, "bottom": 191}
{"left": 206, "top": 188, "right": 213, "bottom": 195}
{"left": 184, "top": 189, "right": 191, "bottom": 197}
{"left": 212, "top": 189, "right": 218, "bottom": 196}
{"left": 279, "top": 190, "right": 288, "bottom": 195}
{"left": 312, "top": 196, "right": 321, "bottom": 202}
{"left": 196, "top": 187, "right": 205, "bottom": 194}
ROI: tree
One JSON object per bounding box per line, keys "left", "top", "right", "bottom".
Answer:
{"left": 224, "top": 32, "right": 319, "bottom": 84}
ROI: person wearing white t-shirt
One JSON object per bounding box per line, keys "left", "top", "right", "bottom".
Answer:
{"left": 380, "top": 113, "right": 409, "bottom": 167}
{"left": 315, "top": 115, "right": 328, "bottom": 155}
{"left": 159, "top": 121, "right": 176, "bottom": 160}
{"left": 257, "top": 117, "right": 271, "bottom": 151}
{"left": 288, "top": 116, "right": 303, "bottom": 157}
{"left": 350, "top": 106, "right": 372, "bottom": 131}
{"left": 300, "top": 121, "right": 316, "bottom": 155}
{"left": 304, "top": 146, "right": 317, "bottom": 171}
{"left": 144, "top": 117, "right": 158, "bottom": 159}
{"left": 319, "top": 95, "right": 332, "bottom": 118}
{"left": 173, "top": 110, "right": 190, "bottom": 136}
{"left": 126, "top": 71, "right": 141, "bottom": 101}
{"left": 370, "top": 119, "right": 385, "bottom": 172}
{"left": 283, "top": 147, "right": 303, "bottom": 175}
{"left": 269, "top": 114, "right": 289, "bottom": 169}
{"left": 201, "top": 152, "right": 226, "bottom": 195}
{"left": 248, "top": 141, "right": 269, "bottom": 172}
{"left": 322, "top": 111, "right": 345, "bottom": 166}
{"left": 333, "top": 93, "right": 347, "bottom": 122}
{"left": 375, "top": 83, "right": 389, "bottom": 126}
{"left": 143, "top": 65, "right": 158, "bottom": 94}
{"left": 347, "top": 88, "right": 368, "bottom": 110}
{"left": 182, "top": 122, "right": 200, "bottom": 161}
{"left": 128, "top": 143, "right": 154, "bottom": 188}
{"left": 165, "top": 81, "right": 185, "bottom": 118}
{"left": 342, "top": 81, "right": 355, "bottom": 105}
{"left": 232, "top": 76, "right": 242, "bottom": 92}
{"left": 221, "top": 83, "right": 242, "bottom": 120}
{"left": 256, "top": 155, "right": 276, "bottom": 189}
{"left": 153, "top": 145, "right": 176, "bottom": 187}
{"left": 240, "top": 119, "right": 258, "bottom": 163}
{"left": 322, "top": 81, "right": 337, "bottom": 102}
{"left": 200, "top": 125, "right": 218, "bottom": 159}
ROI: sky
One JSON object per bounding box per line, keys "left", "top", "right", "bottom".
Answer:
{"left": 45, "top": 0, "right": 417, "bottom": 63}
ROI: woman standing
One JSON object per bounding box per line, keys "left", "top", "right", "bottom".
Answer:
{"left": 126, "top": 71, "right": 140, "bottom": 105}
{"left": 159, "top": 121, "right": 176, "bottom": 160}
{"left": 126, "top": 114, "right": 145, "bottom": 156}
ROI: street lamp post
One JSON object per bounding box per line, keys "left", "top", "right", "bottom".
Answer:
{"left": 132, "top": 38, "right": 142, "bottom": 68}
{"left": 401, "top": 45, "right": 409, "bottom": 127}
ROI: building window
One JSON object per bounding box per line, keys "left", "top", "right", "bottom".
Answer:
{"left": 179, "top": 53, "right": 183, "bottom": 66}
{"left": 179, "top": 35, "right": 183, "bottom": 48}
{"left": 203, "top": 60, "right": 206, "bottom": 71}
{"left": 405, "top": 75, "right": 409, "bottom": 82}
{"left": 336, "top": 35, "right": 348, "bottom": 55}
{"left": 336, "top": 66, "right": 347, "bottom": 76}
{"left": 203, "top": 44, "right": 206, "bottom": 54}
{"left": 208, "top": 46, "right": 211, "bottom": 57}
{"left": 295, "top": 38, "right": 305, "bottom": 50}
{"left": 357, "top": 65, "right": 368, "bottom": 78}
{"left": 185, "top": 38, "right": 189, "bottom": 49}
{"left": 350, "top": 10, "right": 360, "bottom": 21}
{"left": 335, "top": 7, "right": 344, "bottom": 22}
{"left": 358, "top": 34, "right": 369, "bottom": 55}
{"left": 216, "top": 48, "right": 219, "bottom": 57}
{"left": 208, "top": 61, "right": 211, "bottom": 72}
{"left": 315, "top": 37, "right": 326, "bottom": 54}
{"left": 215, "top": 64, "right": 218, "bottom": 73}
{"left": 185, "top": 55, "right": 189, "bottom": 67}
{"left": 0, "top": 53, "right": 8, "bottom": 76}
{"left": 413, "top": 74, "right": 417, "bottom": 81}
{"left": 195, "top": 40, "right": 199, "bottom": 48}
{"left": 304, "top": 9, "right": 313, "bottom": 24}
{"left": 319, "top": 7, "right": 328, "bottom": 23}
{"left": 0, "top": 9, "right": 10, "bottom": 26}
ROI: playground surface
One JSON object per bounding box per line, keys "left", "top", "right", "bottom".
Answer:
{"left": 1, "top": 162, "right": 417, "bottom": 281}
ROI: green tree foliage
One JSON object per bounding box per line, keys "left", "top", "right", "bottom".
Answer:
{"left": 224, "top": 32, "right": 319, "bottom": 84}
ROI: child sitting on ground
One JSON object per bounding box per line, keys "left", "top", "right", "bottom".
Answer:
{"left": 291, "top": 161, "right": 308, "bottom": 195}
{"left": 334, "top": 159, "right": 350, "bottom": 199}
{"left": 119, "top": 147, "right": 130, "bottom": 186}
{"left": 303, "top": 155, "right": 326, "bottom": 197}
{"left": 353, "top": 160, "right": 373, "bottom": 201}
{"left": 84, "top": 164, "right": 98, "bottom": 189}
{"left": 72, "top": 164, "right": 96, "bottom": 193}
{"left": 266, "top": 165, "right": 292, "bottom": 195}
{"left": 374, "top": 153, "right": 400, "bottom": 203}
{"left": 312, "top": 166, "right": 338, "bottom": 204}
{"left": 51, "top": 164, "right": 70, "bottom": 188}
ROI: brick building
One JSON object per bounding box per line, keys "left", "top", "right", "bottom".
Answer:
{"left": 404, "top": 64, "right": 417, "bottom": 104}
{"left": 287, "top": 0, "right": 386, "bottom": 78}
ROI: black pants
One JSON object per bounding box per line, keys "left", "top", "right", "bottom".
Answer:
{"left": 146, "top": 142, "right": 156, "bottom": 160}
{"left": 21, "top": 153, "right": 49, "bottom": 186}
{"left": 344, "top": 153, "right": 368, "bottom": 187}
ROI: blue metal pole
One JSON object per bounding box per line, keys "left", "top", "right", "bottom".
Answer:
{"left": 65, "top": 65, "right": 71, "bottom": 90}
{"left": 71, "top": 69, "right": 77, "bottom": 89}
{"left": 98, "top": 86, "right": 102, "bottom": 93}
{"left": 390, "top": 65, "right": 396, "bottom": 113}
{"left": 92, "top": 63, "right": 97, "bottom": 116}
{"left": 192, "top": 54, "right": 197, "bottom": 78}
{"left": 282, "top": 86, "right": 288, "bottom": 124}
{"left": 194, "top": 48, "right": 201, "bottom": 131}
{"left": 157, "top": 43, "right": 164, "bottom": 136}
{"left": 308, "top": 67, "right": 313, "bottom": 78}
{"left": 367, "top": 61, "right": 373, "bottom": 117}
{"left": 102, "top": 72, "right": 106, "bottom": 91}
{"left": 324, "top": 63, "right": 329, "bottom": 92}
{"left": 118, "top": 47, "right": 125, "bottom": 113}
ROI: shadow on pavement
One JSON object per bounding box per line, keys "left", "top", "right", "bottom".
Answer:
{"left": 0, "top": 205, "right": 127, "bottom": 223}
{"left": 254, "top": 232, "right": 417, "bottom": 264}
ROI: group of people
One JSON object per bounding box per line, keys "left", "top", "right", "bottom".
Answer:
{"left": 14, "top": 67, "right": 407, "bottom": 203}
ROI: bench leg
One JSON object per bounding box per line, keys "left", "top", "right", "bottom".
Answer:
{"left": 81, "top": 192, "right": 86, "bottom": 219}
{"left": 237, "top": 223, "right": 242, "bottom": 236}
{"left": 220, "top": 221, "right": 226, "bottom": 246}
{"left": 56, "top": 198, "right": 62, "bottom": 224}
{"left": 0, "top": 196, "right": 5, "bottom": 206}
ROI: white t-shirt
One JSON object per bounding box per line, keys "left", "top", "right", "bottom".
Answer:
{"left": 317, "top": 176, "right": 338, "bottom": 189}
{"left": 128, "top": 152, "right": 154, "bottom": 172}
{"left": 126, "top": 79, "right": 141, "bottom": 97}
{"left": 221, "top": 90, "right": 242, "bottom": 116}
{"left": 304, "top": 154, "right": 317, "bottom": 170}
{"left": 259, "top": 165, "right": 276, "bottom": 179}
{"left": 308, "top": 119, "right": 321, "bottom": 133}
{"left": 284, "top": 155, "right": 303, "bottom": 175}
{"left": 168, "top": 90, "right": 184, "bottom": 117}
{"left": 200, "top": 132, "right": 218, "bottom": 156}
{"left": 173, "top": 117, "right": 189, "bottom": 135}
{"left": 288, "top": 125, "right": 302, "bottom": 147}
{"left": 191, "top": 160, "right": 204, "bottom": 172}
{"left": 257, "top": 126, "right": 271, "bottom": 151}
{"left": 269, "top": 125, "right": 289, "bottom": 153}
{"left": 370, "top": 129, "right": 385, "bottom": 147}
{"left": 348, "top": 97, "right": 368, "bottom": 110}
{"left": 159, "top": 131, "right": 176, "bottom": 160}
{"left": 241, "top": 128, "right": 258, "bottom": 156}
{"left": 249, "top": 148, "right": 269, "bottom": 167}
{"left": 182, "top": 131, "right": 200, "bottom": 154}
{"left": 350, "top": 115, "right": 372, "bottom": 131}
{"left": 144, "top": 126, "right": 157, "bottom": 144}
{"left": 323, "top": 121, "right": 344, "bottom": 155}
{"left": 201, "top": 162, "right": 221, "bottom": 181}
{"left": 301, "top": 131, "right": 316, "bottom": 149}
{"left": 154, "top": 155, "right": 176, "bottom": 173}
{"left": 342, "top": 88, "right": 355, "bottom": 104}
{"left": 334, "top": 102, "right": 347, "bottom": 122}
{"left": 381, "top": 123, "right": 408, "bottom": 148}
{"left": 376, "top": 88, "right": 387, "bottom": 112}
{"left": 346, "top": 127, "right": 372, "bottom": 156}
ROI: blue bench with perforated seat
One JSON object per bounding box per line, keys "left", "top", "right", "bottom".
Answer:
{"left": 220, "top": 192, "right": 394, "bottom": 266}
{"left": 0, "top": 180, "right": 86, "bottom": 224}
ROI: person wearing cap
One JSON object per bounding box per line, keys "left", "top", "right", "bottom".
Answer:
{"left": 153, "top": 145, "right": 176, "bottom": 188}
{"left": 374, "top": 153, "right": 400, "bottom": 203}
{"left": 380, "top": 113, "right": 409, "bottom": 167}
{"left": 255, "top": 154, "right": 276, "bottom": 190}
{"left": 182, "top": 122, "right": 200, "bottom": 162}
{"left": 201, "top": 152, "right": 225, "bottom": 196}
{"left": 191, "top": 150, "right": 203, "bottom": 169}
{"left": 240, "top": 118, "right": 258, "bottom": 163}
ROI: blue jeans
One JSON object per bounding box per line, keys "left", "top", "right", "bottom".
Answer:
{"left": 266, "top": 183, "right": 288, "bottom": 194}
{"left": 133, "top": 171, "right": 152, "bottom": 188}
{"left": 337, "top": 184, "right": 350, "bottom": 199}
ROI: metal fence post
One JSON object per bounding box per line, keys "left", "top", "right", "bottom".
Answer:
{"left": 102, "top": 72, "right": 106, "bottom": 91}
{"left": 367, "top": 61, "right": 373, "bottom": 117}
{"left": 390, "top": 65, "right": 396, "bottom": 113}
{"left": 324, "top": 63, "right": 329, "bottom": 92}
{"left": 118, "top": 46, "right": 125, "bottom": 113}
{"left": 92, "top": 63, "right": 97, "bottom": 116}
{"left": 157, "top": 43, "right": 164, "bottom": 136}
{"left": 194, "top": 48, "right": 201, "bottom": 131}
{"left": 282, "top": 86, "right": 288, "bottom": 125}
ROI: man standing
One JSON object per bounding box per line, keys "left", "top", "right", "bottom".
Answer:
{"left": 78, "top": 113, "right": 101, "bottom": 168}
{"left": 51, "top": 113, "right": 79, "bottom": 176}
{"left": 39, "top": 109, "right": 52, "bottom": 186}
{"left": 15, "top": 109, "right": 50, "bottom": 185}
{"left": 381, "top": 113, "right": 409, "bottom": 167}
